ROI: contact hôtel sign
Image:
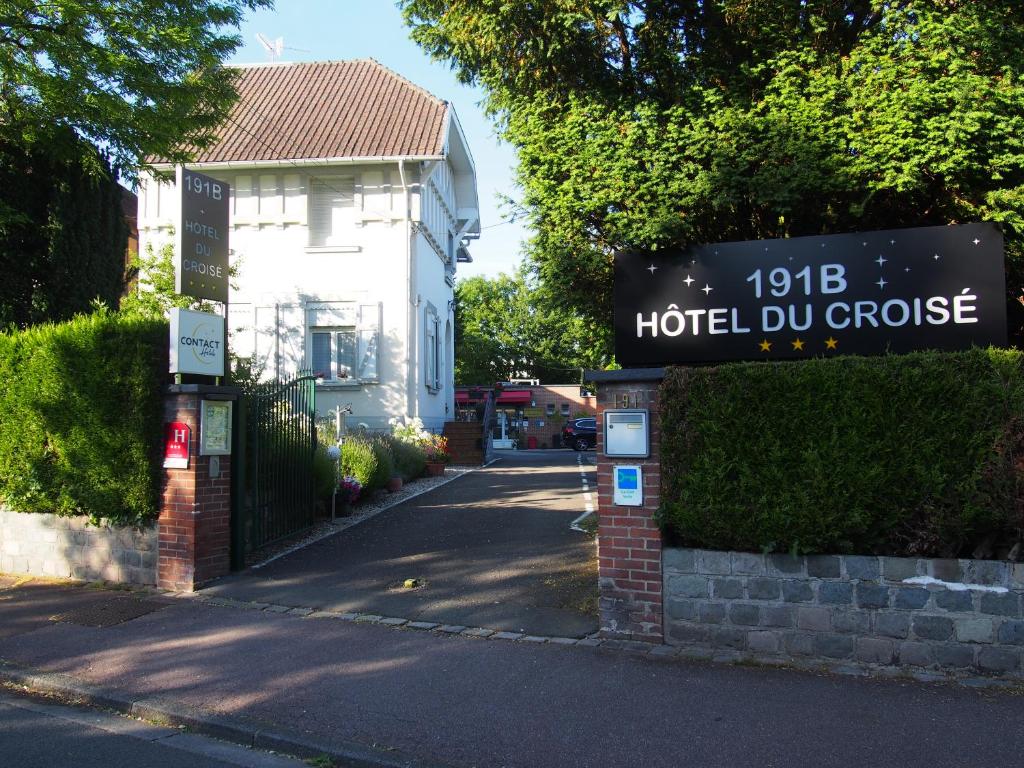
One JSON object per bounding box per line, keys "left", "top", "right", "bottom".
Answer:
{"left": 170, "top": 308, "right": 225, "bottom": 377}
{"left": 614, "top": 223, "right": 1007, "bottom": 366}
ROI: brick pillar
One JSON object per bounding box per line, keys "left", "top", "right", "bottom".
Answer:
{"left": 594, "top": 374, "right": 664, "bottom": 643}
{"left": 159, "top": 386, "right": 237, "bottom": 591}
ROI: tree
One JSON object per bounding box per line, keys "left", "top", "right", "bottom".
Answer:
{"left": 403, "top": 2, "right": 1024, "bottom": 340}
{"left": 0, "top": 131, "right": 126, "bottom": 328}
{"left": 455, "top": 268, "right": 613, "bottom": 384}
{"left": 0, "top": 0, "right": 271, "bottom": 179}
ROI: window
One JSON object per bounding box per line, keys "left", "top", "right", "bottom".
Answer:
{"left": 425, "top": 306, "right": 441, "bottom": 392}
{"left": 308, "top": 177, "right": 354, "bottom": 247}
{"left": 546, "top": 403, "right": 555, "bottom": 416}
{"left": 560, "top": 403, "right": 571, "bottom": 417}
{"left": 307, "top": 302, "right": 380, "bottom": 383}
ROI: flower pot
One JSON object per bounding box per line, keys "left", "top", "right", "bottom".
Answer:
{"left": 386, "top": 476, "right": 403, "bottom": 493}
{"left": 425, "top": 462, "right": 445, "bottom": 477}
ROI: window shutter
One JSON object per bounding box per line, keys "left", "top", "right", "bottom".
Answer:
{"left": 308, "top": 178, "right": 353, "bottom": 247}
{"left": 336, "top": 330, "right": 357, "bottom": 378}
{"left": 357, "top": 303, "right": 381, "bottom": 381}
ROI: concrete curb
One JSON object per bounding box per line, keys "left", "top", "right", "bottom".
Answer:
{"left": 0, "top": 660, "right": 451, "bottom": 768}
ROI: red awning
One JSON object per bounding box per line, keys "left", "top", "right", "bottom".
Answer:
{"left": 496, "top": 390, "right": 532, "bottom": 405}
{"left": 455, "top": 392, "right": 470, "bottom": 404}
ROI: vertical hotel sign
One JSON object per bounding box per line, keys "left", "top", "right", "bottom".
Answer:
{"left": 176, "top": 166, "right": 230, "bottom": 304}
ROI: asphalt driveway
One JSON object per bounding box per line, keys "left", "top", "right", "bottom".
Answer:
{"left": 204, "top": 450, "right": 599, "bottom": 637}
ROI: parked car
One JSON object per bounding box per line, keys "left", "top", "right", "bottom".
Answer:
{"left": 562, "top": 417, "right": 597, "bottom": 451}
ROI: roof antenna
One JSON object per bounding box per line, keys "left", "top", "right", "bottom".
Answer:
{"left": 256, "top": 33, "right": 284, "bottom": 62}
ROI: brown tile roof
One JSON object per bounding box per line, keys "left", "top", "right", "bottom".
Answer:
{"left": 184, "top": 59, "right": 449, "bottom": 164}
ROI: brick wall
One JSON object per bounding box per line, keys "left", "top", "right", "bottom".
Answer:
{"left": 0, "top": 507, "right": 156, "bottom": 585}
{"left": 442, "top": 421, "right": 485, "bottom": 465}
{"left": 663, "top": 549, "right": 1024, "bottom": 679}
{"left": 594, "top": 377, "right": 664, "bottom": 643}
{"left": 159, "top": 387, "right": 235, "bottom": 591}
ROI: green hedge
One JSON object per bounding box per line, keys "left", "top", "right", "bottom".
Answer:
{"left": 658, "top": 349, "right": 1024, "bottom": 558}
{"left": 0, "top": 310, "right": 167, "bottom": 526}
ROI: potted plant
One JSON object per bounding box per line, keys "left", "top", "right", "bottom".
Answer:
{"left": 422, "top": 433, "right": 450, "bottom": 476}
{"left": 337, "top": 475, "right": 362, "bottom": 515}
{"left": 386, "top": 475, "right": 403, "bottom": 493}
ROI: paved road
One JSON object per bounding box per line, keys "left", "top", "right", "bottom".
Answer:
{"left": 206, "top": 451, "right": 599, "bottom": 637}
{"left": 0, "top": 582, "right": 1022, "bottom": 768}
{"left": 0, "top": 689, "right": 305, "bottom": 768}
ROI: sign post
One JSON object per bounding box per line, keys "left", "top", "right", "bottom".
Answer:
{"left": 614, "top": 223, "right": 1007, "bottom": 367}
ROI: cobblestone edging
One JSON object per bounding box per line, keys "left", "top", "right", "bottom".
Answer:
{"left": 0, "top": 507, "right": 156, "bottom": 585}
{"left": 663, "top": 548, "right": 1024, "bottom": 680}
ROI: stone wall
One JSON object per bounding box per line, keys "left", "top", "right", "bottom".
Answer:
{"left": 0, "top": 507, "right": 156, "bottom": 585}
{"left": 663, "top": 548, "right": 1024, "bottom": 679}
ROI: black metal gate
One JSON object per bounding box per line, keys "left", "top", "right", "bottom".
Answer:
{"left": 231, "top": 374, "right": 318, "bottom": 568}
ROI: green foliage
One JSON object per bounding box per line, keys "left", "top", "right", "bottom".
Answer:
{"left": 0, "top": 309, "right": 167, "bottom": 526}
{"left": 455, "top": 266, "right": 612, "bottom": 383}
{"left": 0, "top": 131, "right": 127, "bottom": 328}
{"left": 388, "top": 437, "right": 427, "bottom": 482}
{"left": 312, "top": 445, "right": 338, "bottom": 500}
{"left": 658, "top": 350, "right": 1024, "bottom": 558}
{"left": 0, "top": 0, "right": 272, "bottom": 179}
{"left": 340, "top": 436, "right": 394, "bottom": 492}
{"left": 369, "top": 436, "right": 396, "bottom": 489}
{"left": 403, "top": 2, "right": 1024, "bottom": 340}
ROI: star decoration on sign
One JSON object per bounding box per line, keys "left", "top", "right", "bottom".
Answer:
{"left": 791, "top": 338, "right": 805, "bottom": 351}
{"left": 973, "top": 238, "right": 981, "bottom": 245}
{"left": 759, "top": 339, "right": 772, "bottom": 352}
{"left": 934, "top": 253, "right": 941, "bottom": 260}
{"left": 701, "top": 284, "right": 713, "bottom": 295}
{"left": 890, "top": 239, "right": 896, "bottom": 245}
{"left": 683, "top": 275, "right": 695, "bottom": 287}
{"left": 875, "top": 255, "right": 887, "bottom": 267}
{"left": 647, "top": 264, "right": 658, "bottom": 274}
{"left": 877, "top": 277, "right": 887, "bottom": 289}
{"left": 825, "top": 337, "right": 839, "bottom": 350}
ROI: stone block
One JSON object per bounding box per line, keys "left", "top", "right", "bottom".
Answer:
{"left": 856, "top": 584, "right": 890, "bottom": 609}
{"left": 698, "top": 603, "right": 726, "bottom": 624}
{"left": 980, "top": 592, "right": 1020, "bottom": 617}
{"left": 814, "top": 633, "right": 854, "bottom": 659}
{"left": 663, "top": 549, "right": 696, "bottom": 573}
{"left": 845, "top": 556, "right": 880, "bottom": 581}
{"left": 962, "top": 560, "right": 1008, "bottom": 586}
{"left": 875, "top": 612, "right": 911, "bottom": 639}
{"left": 955, "top": 618, "right": 994, "bottom": 644}
{"left": 806, "top": 555, "right": 841, "bottom": 579}
{"left": 855, "top": 637, "right": 895, "bottom": 665}
{"left": 730, "top": 552, "right": 766, "bottom": 576}
{"left": 977, "top": 647, "right": 1019, "bottom": 675}
{"left": 882, "top": 557, "right": 920, "bottom": 582}
{"left": 893, "top": 588, "right": 930, "bottom": 610}
{"left": 747, "top": 578, "right": 780, "bottom": 601}
{"left": 698, "top": 550, "right": 732, "bottom": 575}
{"left": 665, "top": 598, "right": 699, "bottom": 621}
{"left": 934, "top": 589, "right": 973, "bottom": 613}
{"left": 784, "top": 632, "right": 814, "bottom": 656}
{"left": 761, "top": 605, "right": 796, "bottom": 628}
{"left": 768, "top": 554, "right": 804, "bottom": 576}
{"left": 933, "top": 644, "right": 974, "bottom": 669}
{"left": 797, "top": 606, "right": 831, "bottom": 632}
{"left": 831, "top": 609, "right": 871, "bottom": 635}
{"left": 913, "top": 615, "right": 954, "bottom": 641}
{"left": 899, "top": 641, "right": 933, "bottom": 667}
{"left": 712, "top": 578, "right": 744, "bottom": 600}
{"left": 929, "top": 559, "right": 961, "bottom": 582}
{"left": 819, "top": 582, "right": 853, "bottom": 605}
{"left": 747, "top": 631, "right": 780, "bottom": 654}
{"left": 997, "top": 619, "right": 1024, "bottom": 646}
{"left": 708, "top": 626, "right": 747, "bottom": 650}
{"left": 1011, "top": 564, "right": 1024, "bottom": 590}
{"left": 728, "top": 604, "right": 761, "bottom": 626}
{"left": 668, "top": 575, "right": 709, "bottom": 599}
{"left": 781, "top": 580, "right": 814, "bottom": 603}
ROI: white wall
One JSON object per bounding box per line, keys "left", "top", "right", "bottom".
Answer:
{"left": 138, "top": 159, "right": 463, "bottom": 432}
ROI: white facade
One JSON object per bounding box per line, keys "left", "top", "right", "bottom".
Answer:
{"left": 138, "top": 126, "right": 478, "bottom": 431}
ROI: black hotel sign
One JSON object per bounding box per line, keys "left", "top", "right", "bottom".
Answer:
{"left": 176, "top": 166, "right": 230, "bottom": 304}
{"left": 614, "top": 223, "right": 1007, "bottom": 367}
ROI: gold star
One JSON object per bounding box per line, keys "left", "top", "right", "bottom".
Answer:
{"left": 758, "top": 339, "right": 772, "bottom": 352}
{"left": 791, "top": 338, "right": 805, "bottom": 351}
{"left": 825, "top": 337, "right": 839, "bottom": 350}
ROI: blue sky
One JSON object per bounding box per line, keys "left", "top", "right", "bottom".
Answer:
{"left": 227, "top": 0, "right": 526, "bottom": 280}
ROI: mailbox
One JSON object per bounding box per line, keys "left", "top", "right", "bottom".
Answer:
{"left": 603, "top": 409, "right": 649, "bottom": 458}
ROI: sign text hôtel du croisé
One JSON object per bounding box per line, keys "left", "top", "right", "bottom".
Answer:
{"left": 175, "top": 166, "right": 230, "bottom": 304}
{"left": 614, "top": 222, "right": 1007, "bottom": 367}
